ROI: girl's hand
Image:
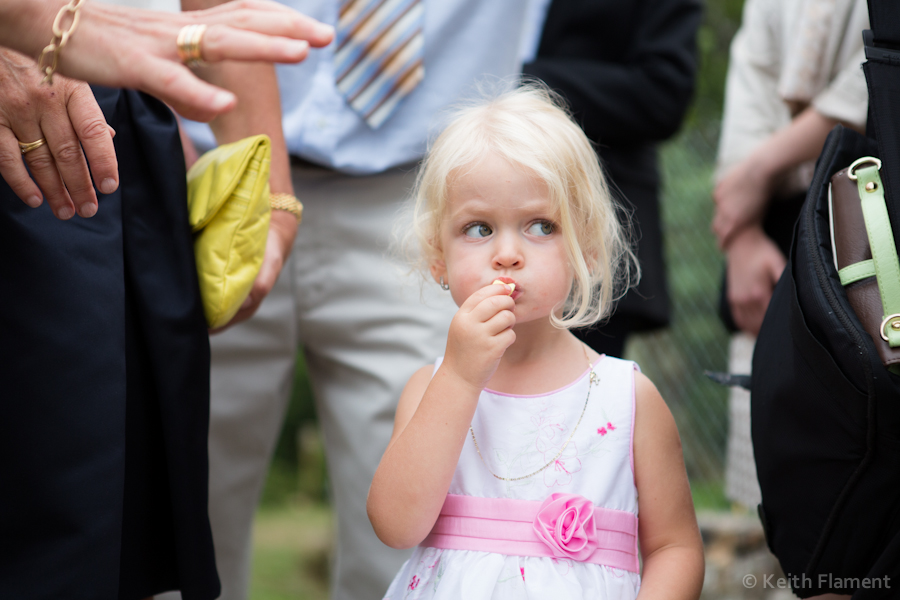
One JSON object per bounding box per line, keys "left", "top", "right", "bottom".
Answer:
{"left": 442, "top": 283, "right": 516, "bottom": 392}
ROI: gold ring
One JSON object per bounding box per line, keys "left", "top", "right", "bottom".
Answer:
{"left": 176, "top": 24, "right": 208, "bottom": 67}
{"left": 18, "top": 138, "right": 47, "bottom": 154}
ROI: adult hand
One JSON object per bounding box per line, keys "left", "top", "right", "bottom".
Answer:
{"left": 725, "top": 226, "right": 787, "bottom": 336}
{"left": 1, "top": 0, "right": 334, "bottom": 122}
{"left": 712, "top": 155, "right": 773, "bottom": 249}
{"left": 0, "top": 49, "right": 116, "bottom": 219}
{"left": 211, "top": 209, "right": 297, "bottom": 332}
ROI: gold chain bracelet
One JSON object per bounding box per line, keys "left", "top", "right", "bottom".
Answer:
{"left": 270, "top": 193, "right": 304, "bottom": 223}
{"left": 38, "top": 0, "right": 87, "bottom": 84}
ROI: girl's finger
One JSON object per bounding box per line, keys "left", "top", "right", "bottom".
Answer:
{"left": 41, "top": 103, "right": 100, "bottom": 218}
{"left": 469, "top": 294, "right": 516, "bottom": 323}
{"left": 67, "top": 84, "right": 118, "bottom": 196}
{"left": 460, "top": 283, "right": 515, "bottom": 313}
{"left": 484, "top": 309, "right": 516, "bottom": 335}
{"left": 200, "top": 25, "right": 310, "bottom": 64}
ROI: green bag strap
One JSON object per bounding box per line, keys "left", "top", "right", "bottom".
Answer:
{"left": 838, "top": 260, "right": 876, "bottom": 285}
{"left": 851, "top": 157, "right": 900, "bottom": 346}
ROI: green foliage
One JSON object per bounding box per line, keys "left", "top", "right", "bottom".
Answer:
{"left": 691, "top": 479, "right": 731, "bottom": 511}
{"left": 625, "top": 130, "right": 730, "bottom": 484}
{"left": 250, "top": 504, "right": 332, "bottom": 600}
{"left": 261, "top": 351, "right": 329, "bottom": 507}
{"left": 686, "top": 0, "right": 745, "bottom": 132}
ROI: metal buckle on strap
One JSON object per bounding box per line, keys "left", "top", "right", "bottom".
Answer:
{"left": 880, "top": 313, "right": 900, "bottom": 342}
{"left": 848, "top": 156, "right": 883, "bottom": 181}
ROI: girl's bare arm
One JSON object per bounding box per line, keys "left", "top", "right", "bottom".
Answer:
{"left": 633, "top": 372, "right": 705, "bottom": 600}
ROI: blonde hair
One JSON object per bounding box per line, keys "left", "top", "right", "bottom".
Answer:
{"left": 409, "top": 84, "right": 638, "bottom": 329}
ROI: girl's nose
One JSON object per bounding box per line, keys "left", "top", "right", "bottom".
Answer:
{"left": 492, "top": 232, "right": 523, "bottom": 269}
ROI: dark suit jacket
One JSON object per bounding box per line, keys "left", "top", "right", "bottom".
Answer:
{"left": 0, "top": 89, "right": 219, "bottom": 600}
{"left": 524, "top": 0, "right": 702, "bottom": 330}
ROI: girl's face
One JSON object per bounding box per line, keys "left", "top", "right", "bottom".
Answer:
{"left": 431, "top": 153, "right": 575, "bottom": 326}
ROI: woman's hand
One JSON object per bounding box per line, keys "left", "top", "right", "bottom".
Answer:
{"left": 1, "top": 0, "right": 334, "bottom": 122}
{"left": 725, "top": 225, "right": 787, "bottom": 336}
{"left": 0, "top": 49, "right": 116, "bottom": 219}
{"left": 442, "top": 283, "right": 516, "bottom": 392}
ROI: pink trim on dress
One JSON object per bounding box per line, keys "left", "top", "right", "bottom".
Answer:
{"left": 629, "top": 362, "right": 638, "bottom": 481}
{"left": 630, "top": 362, "right": 640, "bottom": 562}
{"left": 420, "top": 494, "right": 640, "bottom": 573}
{"left": 483, "top": 356, "right": 606, "bottom": 398}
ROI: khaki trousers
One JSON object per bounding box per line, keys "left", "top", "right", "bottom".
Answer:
{"left": 161, "top": 163, "right": 456, "bottom": 600}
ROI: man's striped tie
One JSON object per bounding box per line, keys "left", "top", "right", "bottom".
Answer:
{"left": 335, "top": 0, "right": 425, "bottom": 129}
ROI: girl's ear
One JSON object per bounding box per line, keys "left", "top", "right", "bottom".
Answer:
{"left": 430, "top": 259, "right": 447, "bottom": 284}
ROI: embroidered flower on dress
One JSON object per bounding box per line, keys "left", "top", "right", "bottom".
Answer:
{"left": 520, "top": 567, "right": 525, "bottom": 581}
{"left": 597, "top": 421, "right": 616, "bottom": 436}
{"left": 532, "top": 413, "right": 565, "bottom": 454}
{"left": 542, "top": 441, "right": 582, "bottom": 487}
{"left": 407, "top": 575, "right": 420, "bottom": 591}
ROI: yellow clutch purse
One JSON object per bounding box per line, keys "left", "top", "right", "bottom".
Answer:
{"left": 186, "top": 135, "right": 272, "bottom": 329}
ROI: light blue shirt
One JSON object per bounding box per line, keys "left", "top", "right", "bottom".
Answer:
{"left": 185, "top": 0, "right": 530, "bottom": 174}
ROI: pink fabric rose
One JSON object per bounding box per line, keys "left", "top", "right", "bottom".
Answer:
{"left": 532, "top": 493, "right": 598, "bottom": 560}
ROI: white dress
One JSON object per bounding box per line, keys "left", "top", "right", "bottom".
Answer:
{"left": 383, "top": 355, "right": 642, "bottom": 600}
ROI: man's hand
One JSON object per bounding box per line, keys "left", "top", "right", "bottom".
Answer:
{"left": 725, "top": 226, "right": 787, "bottom": 336}
{"left": 212, "top": 209, "right": 297, "bottom": 332}
{"left": 712, "top": 155, "right": 773, "bottom": 249}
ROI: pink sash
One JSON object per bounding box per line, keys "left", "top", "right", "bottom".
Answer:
{"left": 420, "top": 494, "right": 640, "bottom": 573}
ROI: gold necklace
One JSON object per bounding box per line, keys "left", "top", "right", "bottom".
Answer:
{"left": 468, "top": 348, "right": 599, "bottom": 482}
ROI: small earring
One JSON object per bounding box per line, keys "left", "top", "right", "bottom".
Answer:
{"left": 439, "top": 276, "right": 450, "bottom": 291}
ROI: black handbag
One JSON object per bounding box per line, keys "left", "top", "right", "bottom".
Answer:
{"left": 750, "top": 2, "right": 900, "bottom": 597}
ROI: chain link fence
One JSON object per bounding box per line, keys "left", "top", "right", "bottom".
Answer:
{"left": 627, "top": 126, "right": 732, "bottom": 501}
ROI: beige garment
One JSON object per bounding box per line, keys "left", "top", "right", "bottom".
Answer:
{"left": 724, "top": 333, "right": 761, "bottom": 508}
{"left": 715, "top": 0, "right": 869, "bottom": 192}
{"left": 161, "top": 164, "right": 457, "bottom": 600}
{"left": 715, "top": 0, "right": 868, "bottom": 509}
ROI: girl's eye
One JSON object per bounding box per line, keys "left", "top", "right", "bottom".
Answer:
{"left": 464, "top": 223, "right": 493, "bottom": 238}
{"left": 528, "top": 221, "right": 555, "bottom": 236}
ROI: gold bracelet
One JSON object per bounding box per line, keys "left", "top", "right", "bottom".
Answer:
{"left": 270, "top": 193, "right": 304, "bottom": 224}
{"left": 38, "top": 0, "right": 87, "bottom": 84}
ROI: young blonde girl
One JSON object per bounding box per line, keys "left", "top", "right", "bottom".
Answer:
{"left": 368, "top": 86, "right": 704, "bottom": 599}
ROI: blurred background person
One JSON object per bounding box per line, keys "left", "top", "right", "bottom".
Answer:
{"left": 522, "top": 0, "right": 702, "bottom": 359}
{"left": 713, "top": 0, "right": 868, "bottom": 512}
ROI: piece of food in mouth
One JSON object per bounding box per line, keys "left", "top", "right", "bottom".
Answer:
{"left": 492, "top": 279, "right": 516, "bottom": 295}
